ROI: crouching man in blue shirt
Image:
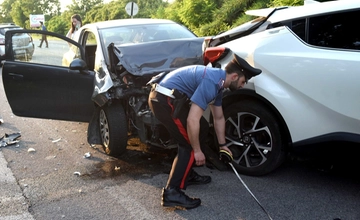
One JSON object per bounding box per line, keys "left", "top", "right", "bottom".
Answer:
{"left": 148, "top": 54, "right": 261, "bottom": 209}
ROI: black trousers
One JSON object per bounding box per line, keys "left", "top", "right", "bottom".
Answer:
{"left": 148, "top": 89, "right": 209, "bottom": 189}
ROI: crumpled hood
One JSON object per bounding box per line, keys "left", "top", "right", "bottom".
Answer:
{"left": 112, "top": 38, "right": 205, "bottom": 76}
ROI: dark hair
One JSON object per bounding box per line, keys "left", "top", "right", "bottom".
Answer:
{"left": 39, "top": 21, "right": 43, "bottom": 24}
{"left": 70, "top": 14, "right": 82, "bottom": 34}
{"left": 225, "top": 60, "right": 245, "bottom": 78}
{"left": 225, "top": 55, "right": 262, "bottom": 82}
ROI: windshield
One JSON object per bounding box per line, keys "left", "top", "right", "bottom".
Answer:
{"left": 99, "top": 23, "right": 197, "bottom": 46}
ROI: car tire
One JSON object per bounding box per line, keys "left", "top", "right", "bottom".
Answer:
{"left": 223, "top": 100, "right": 286, "bottom": 176}
{"left": 99, "top": 102, "right": 128, "bottom": 157}
{"left": 26, "top": 55, "right": 32, "bottom": 61}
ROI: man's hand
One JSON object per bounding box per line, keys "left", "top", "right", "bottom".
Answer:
{"left": 219, "top": 146, "right": 232, "bottom": 156}
{"left": 194, "top": 150, "right": 206, "bottom": 166}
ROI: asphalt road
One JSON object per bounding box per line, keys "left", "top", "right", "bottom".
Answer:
{"left": 1, "top": 67, "right": 360, "bottom": 220}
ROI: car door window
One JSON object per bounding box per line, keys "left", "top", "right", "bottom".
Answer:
{"left": 308, "top": 9, "right": 360, "bottom": 50}
{"left": 291, "top": 19, "right": 306, "bottom": 42}
{"left": 83, "top": 31, "right": 97, "bottom": 70}
{"left": 10, "top": 32, "right": 82, "bottom": 67}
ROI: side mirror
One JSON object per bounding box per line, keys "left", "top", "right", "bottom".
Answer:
{"left": 69, "top": 58, "right": 88, "bottom": 71}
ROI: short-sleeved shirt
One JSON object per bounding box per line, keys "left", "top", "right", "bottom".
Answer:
{"left": 66, "top": 30, "right": 78, "bottom": 39}
{"left": 159, "top": 65, "right": 226, "bottom": 110}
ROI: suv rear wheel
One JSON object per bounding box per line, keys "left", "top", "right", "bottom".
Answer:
{"left": 223, "top": 100, "right": 286, "bottom": 176}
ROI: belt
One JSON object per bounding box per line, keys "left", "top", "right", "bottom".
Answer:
{"left": 153, "top": 84, "right": 175, "bottom": 99}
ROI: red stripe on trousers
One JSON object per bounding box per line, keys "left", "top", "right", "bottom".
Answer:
{"left": 167, "top": 97, "right": 194, "bottom": 189}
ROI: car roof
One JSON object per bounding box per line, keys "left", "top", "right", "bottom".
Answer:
{"left": 82, "top": 18, "right": 178, "bottom": 30}
{"left": 246, "top": 0, "right": 360, "bottom": 22}
{"left": 0, "top": 23, "right": 20, "bottom": 28}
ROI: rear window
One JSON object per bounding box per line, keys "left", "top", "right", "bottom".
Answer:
{"left": 308, "top": 9, "right": 360, "bottom": 50}
{"left": 291, "top": 19, "right": 306, "bottom": 42}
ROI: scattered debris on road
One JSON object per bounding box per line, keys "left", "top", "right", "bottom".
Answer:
{"left": 83, "top": 152, "right": 91, "bottom": 158}
{"left": 0, "top": 132, "right": 21, "bottom": 147}
{"left": 74, "top": 171, "right": 81, "bottom": 176}
{"left": 0, "top": 117, "right": 3, "bottom": 125}
{"left": 27, "top": 148, "right": 36, "bottom": 153}
{"left": 52, "top": 138, "right": 61, "bottom": 143}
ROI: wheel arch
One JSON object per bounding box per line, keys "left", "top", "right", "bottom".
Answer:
{"left": 222, "top": 89, "right": 293, "bottom": 151}
{"left": 87, "top": 98, "right": 128, "bottom": 146}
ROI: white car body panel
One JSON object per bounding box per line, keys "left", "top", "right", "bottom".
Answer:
{"left": 246, "top": 1, "right": 360, "bottom": 24}
{"left": 217, "top": 26, "right": 360, "bottom": 143}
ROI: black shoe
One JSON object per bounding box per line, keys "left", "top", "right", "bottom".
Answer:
{"left": 188, "top": 170, "right": 211, "bottom": 186}
{"left": 161, "top": 187, "right": 201, "bottom": 209}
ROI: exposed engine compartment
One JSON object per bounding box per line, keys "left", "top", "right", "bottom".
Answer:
{"left": 104, "top": 38, "right": 204, "bottom": 148}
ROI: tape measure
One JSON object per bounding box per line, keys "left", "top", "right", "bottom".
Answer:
{"left": 219, "top": 149, "right": 273, "bottom": 220}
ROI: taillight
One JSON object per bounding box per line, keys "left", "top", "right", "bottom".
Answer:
{"left": 203, "top": 47, "right": 229, "bottom": 65}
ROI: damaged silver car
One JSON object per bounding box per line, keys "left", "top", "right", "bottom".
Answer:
{"left": 1, "top": 19, "right": 204, "bottom": 157}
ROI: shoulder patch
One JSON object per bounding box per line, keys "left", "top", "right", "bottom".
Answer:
{"left": 218, "top": 79, "right": 225, "bottom": 89}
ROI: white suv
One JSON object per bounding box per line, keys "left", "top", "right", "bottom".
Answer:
{"left": 203, "top": 0, "right": 360, "bottom": 175}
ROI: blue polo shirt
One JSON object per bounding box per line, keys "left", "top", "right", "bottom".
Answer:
{"left": 159, "top": 65, "right": 225, "bottom": 110}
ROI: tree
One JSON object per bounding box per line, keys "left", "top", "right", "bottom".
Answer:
{"left": 84, "top": 0, "right": 128, "bottom": 23}
{"left": 8, "top": 0, "right": 60, "bottom": 28}
{"left": 66, "top": 0, "right": 103, "bottom": 20}
{"left": 135, "top": 0, "right": 167, "bottom": 18}
{"left": 178, "top": 0, "right": 216, "bottom": 32}
{"left": 268, "top": 0, "right": 303, "bottom": 7}
{"left": 0, "top": 0, "right": 16, "bottom": 23}
{"left": 9, "top": 1, "right": 27, "bottom": 27}
{"left": 47, "top": 15, "right": 68, "bottom": 34}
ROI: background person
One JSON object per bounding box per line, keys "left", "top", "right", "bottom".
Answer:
{"left": 148, "top": 54, "right": 262, "bottom": 209}
{"left": 66, "top": 14, "right": 82, "bottom": 40}
{"left": 38, "top": 21, "right": 48, "bottom": 48}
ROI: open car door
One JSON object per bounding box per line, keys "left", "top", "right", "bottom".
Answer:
{"left": 2, "top": 29, "right": 95, "bottom": 122}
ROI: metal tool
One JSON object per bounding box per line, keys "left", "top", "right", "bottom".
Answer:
{"left": 219, "top": 150, "right": 273, "bottom": 220}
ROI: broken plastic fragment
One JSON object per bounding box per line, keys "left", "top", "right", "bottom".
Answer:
{"left": 83, "top": 152, "right": 91, "bottom": 158}
{"left": 74, "top": 171, "right": 81, "bottom": 176}
{"left": 52, "top": 138, "right": 61, "bottom": 143}
{"left": 114, "top": 166, "right": 120, "bottom": 171}
{"left": 27, "top": 148, "right": 36, "bottom": 152}
{"left": 0, "top": 118, "right": 3, "bottom": 124}
{"left": 0, "top": 132, "right": 21, "bottom": 148}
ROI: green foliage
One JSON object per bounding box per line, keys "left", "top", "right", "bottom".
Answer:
{"left": 0, "top": 0, "right": 333, "bottom": 36}
{"left": 85, "top": 0, "right": 129, "bottom": 22}
{"left": 153, "top": 5, "right": 167, "bottom": 19}
{"left": 198, "top": 19, "right": 231, "bottom": 36}
{"left": 47, "top": 15, "right": 68, "bottom": 35}
{"left": 136, "top": 0, "right": 166, "bottom": 18}
{"left": 192, "top": 0, "right": 270, "bottom": 36}
{"left": 66, "top": 0, "right": 102, "bottom": 19}
{"left": 0, "top": 0, "right": 15, "bottom": 24}
{"left": 162, "top": 1, "right": 183, "bottom": 23}
{"left": 178, "top": 0, "right": 215, "bottom": 30}
{"left": 268, "top": 0, "right": 303, "bottom": 7}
